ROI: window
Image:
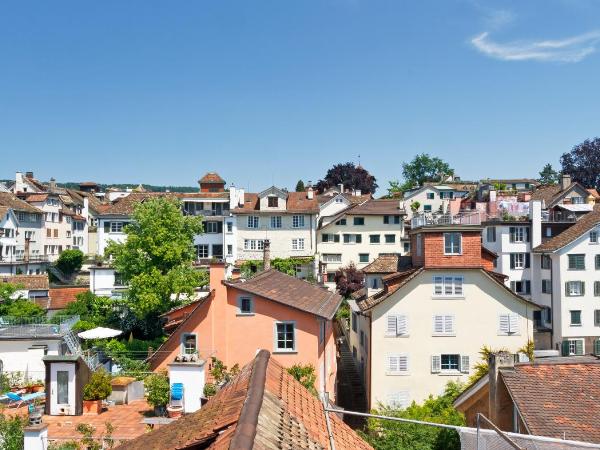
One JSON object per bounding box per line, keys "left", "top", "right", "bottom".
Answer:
{"left": 441, "top": 354, "right": 460, "bottom": 371}
{"left": 244, "top": 239, "right": 264, "bottom": 250}
{"left": 444, "top": 233, "right": 461, "bottom": 255}
{"left": 565, "top": 281, "right": 585, "bottom": 296}
{"left": 510, "top": 280, "right": 531, "bottom": 295}
{"left": 326, "top": 272, "right": 336, "bottom": 283}
{"left": 270, "top": 216, "right": 282, "bottom": 228}
{"left": 509, "top": 226, "right": 529, "bottom": 243}
{"left": 369, "top": 234, "right": 380, "bottom": 244}
{"left": 195, "top": 244, "right": 209, "bottom": 258}
{"left": 238, "top": 297, "right": 253, "bottom": 315}
{"left": 542, "top": 279, "right": 552, "bottom": 294}
{"left": 595, "top": 281, "right": 600, "bottom": 297}
{"left": 110, "top": 222, "right": 123, "bottom": 233}
{"left": 246, "top": 216, "right": 260, "bottom": 229}
{"left": 510, "top": 253, "right": 530, "bottom": 269}
{"left": 423, "top": 205, "right": 432, "bottom": 212}
{"left": 386, "top": 392, "right": 410, "bottom": 409}
{"left": 322, "top": 254, "right": 342, "bottom": 263}
{"left": 386, "top": 354, "right": 409, "bottom": 374}
{"left": 568, "top": 254, "right": 585, "bottom": 270}
{"left": 292, "top": 215, "right": 305, "bottom": 228}
{"left": 386, "top": 315, "right": 408, "bottom": 336}
{"left": 499, "top": 313, "right": 520, "bottom": 335}
{"left": 353, "top": 217, "right": 365, "bottom": 226}
{"left": 566, "top": 339, "right": 584, "bottom": 356}
{"left": 383, "top": 215, "right": 401, "bottom": 224}
{"left": 57, "top": 371, "right": 69, "bottom": 405}
{"left": 591, "top": 231, "right": 598, "bottom": 243}
{"left": 385, "top": 234, "right": 396, "bottom": 244}
{"left": 426, "top": 192, "right": 435, "bottom": 199}
{"left": 226, "top": 222, "right": 233, "bottom": 233}
{"left": 433, "top": 276, "right": 464, "bottom": 297}
{"left": 359, "top": 253, "right": 369, "bottom": 263}
{"left": 403, "top": 242, "right": 410, "bottom": 253}
{"left": 292, "top": 238, "right": 305, "bottom": 250}
{"left": 595, "top": 310, "right": 600, "bottom": 327}
{"left": 416, "top": 234, "right": 423, "bottom": 256}
{"left": 275, "top": 322, "right": 295, "bottom": 352}
{"left": 546, "top": 227, "right": 552, "bottom": 238}
{"left": 212, "top": 244, "right": 223, "bottom": 258}
{"left": 335, "top": 218, "right": 347, "bottom": 226}
{"left": 54, "top": 229, "right": 59, "bottom": 238}
{"left": 267, "top": 196, "right": 279, "bottom": 207}
{"left": 596, "top": 255, "right": 600, "bottom": 269}
{"left": 321, "top": 234, "right": 340, "bottom": 243}
{"left": 182, "top": 334, "right": 197, "bottom": 354}
{"left": 343, "top": 234, "right": 361, "bottom": 244}
{"left": 227, "top": 245, "right": 233, "bottom": 256}
{"left": 570, "top": 310, "right": 582, "bottom": 326}
{"left": 205, "top": 221, "right": 222, "bottom": 233}
{"left": 541, "top": 255, "right": 551, "bottom": 270}
{"left": 572, "top": 196, "right": 584, "bottom": 204}
{"left": 486, "top": 227, "right": 496, "bottom": 242}
{"left": 432, "top": 315, "right": 454, "bottom": 335}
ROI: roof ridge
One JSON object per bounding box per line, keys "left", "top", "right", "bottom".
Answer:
{"left": 229, "top": 350, "right": 270, "bottom": 450}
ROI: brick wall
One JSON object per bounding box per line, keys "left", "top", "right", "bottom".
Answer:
{"left": 411, "top": 229, "right": 485, "bottom": 268}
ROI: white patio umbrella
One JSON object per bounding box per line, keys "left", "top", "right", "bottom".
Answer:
{"left": 77, "top": 327, "right": 123, "bottom": 340}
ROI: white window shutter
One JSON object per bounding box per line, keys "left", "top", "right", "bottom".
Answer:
{"left": 387, "top": 315, "right": 398, "bottom": 335}
{"left": 499, "top": 314, "right": 510, "bottom": 334}
{"left": 399, "top": 355, "right": 408, "bottom": 372}
{"left": 397, "top": 315, "right": 408, "bottom": 335}
{"left": 388, "top": 356, "right": 399, "bottom": 372}
{"left": 433, "top": 315, "right": 444, "bottom": 334}
{"left": 461, "top": 355, "right": 470, "bottom": 373}
{"left": 431, "top": 355, "right": 441, "bottom": 373}
{"left": 509, "top": 314, "right": 519, "bottom": 334}
{"left": 445, "top": 315, "right": 454, "bottom": 334}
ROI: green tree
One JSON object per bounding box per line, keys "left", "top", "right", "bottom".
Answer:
{"left": 0, "top": 282, "right": 44, "bottom": 318}
{"left": 401, "top": 154, "right": 454, "bottom": 187}
{"left": 0, "top": 413, "right": 26, "bottom": 450}
{"left": 56, "top": 249, "right": 85, "bottom": 276}
{"left": 538, "top": 163, "right": 559, "bottom": 185}
{"left": 287, "top": 364, "right": 317, "bottom": 395}
{"left": 362, "top": 382, "right": 465, "bottom": 450}
{"left": 295, "top": 180, "right": 305, "bottom": 192}
{"left": 106, "top": 197, "right": 207, "bottom": 321}
{"left": 386, "top": 180, "right": 414, "bottom": 198}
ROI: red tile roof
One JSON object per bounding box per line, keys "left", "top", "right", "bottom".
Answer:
{"left": 47, "top": 287, "right": 89, "bottom": 310}
{"left": 100, "top": 192, "right": 174, "bottom": 216}
{"left": 0, "top": 206, "right": 10, "bottom": 220}
{"left": 501, "top": 362, "right": 600, "bottom": 443}
{"left": 345, "top": 199, "right": 406, "bottom": 215}
{"left": 0, "top": 275, "right": 49, "bottom": 290}
{"left": 224, "top": 269, "right": 342, "bottom": 319}
{"left": 534, "top": 205, "right": 600, "bottom": 253}
{"left": 0, "top": 193, "right": 43, "bottom": 214}
{"left": 198, "top": 172, "right": 226, "bottom": 184}
{"left": 24, "top": 193, "right": 49, "bottom": 203}
{"left": 233, "top": 191, "right": 319, "bottom": 214}
{"left": 117, "top": 350, "right": 373, "bottom": 450}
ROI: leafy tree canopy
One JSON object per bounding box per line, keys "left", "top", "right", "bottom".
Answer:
{"left": 315, "top": 162, "right": 378, "bottom": 194}
{"left": 287, "top": 364, "right": 317, "bottom": 395}
{"left": 560, "top": 138, "right": 600, "bottom": 189}
{"left": 0, "top": 282, "right": 44, "bottom": 318}
{"left": 106, "top": 197, "right": 207, "bottom": 320}
{"left": 334, "top": 262, "right": 364, "bottom": 298}
{"left": 361, "top": 382, "right": 465, "bottom": 450}
{"left": 295, "top": 180, "right": 305, "bottom": 192}
{"left": 402, "top": 154, "right": 454, "bottom": 187}
{"left": 538, "top": 163, "right": 559, "bottom": 185}
{"left": 56, "top": 249, "right": 85, "bottom": 275}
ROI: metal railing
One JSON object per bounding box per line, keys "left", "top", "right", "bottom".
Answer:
{"left": 411, "top": 211, "right": 482, "bottom": 228}
{"left": 0, "top": 255, "right": 49, "bottom": 264}
{"left": 542, "top": 211, "right": 578, "bottom": 223}
{"left": 0, "top": 315, "right": 79, "bottom": 338}
{"left": 182, "top": 209, "right": 229, "bottom": 217}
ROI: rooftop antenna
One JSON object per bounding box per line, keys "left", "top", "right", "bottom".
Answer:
{"left": 358, "top": 154, "right": 361, "bottom": 166}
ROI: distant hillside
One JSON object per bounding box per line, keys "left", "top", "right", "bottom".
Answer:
{"left": 0, "top": 180, "right": 198, "bottom": 193}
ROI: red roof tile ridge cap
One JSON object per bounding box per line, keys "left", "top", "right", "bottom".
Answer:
{"left": 229, "top": 350, "right": 270, "bottom": 450}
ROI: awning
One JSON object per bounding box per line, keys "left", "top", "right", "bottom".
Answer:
{"left": 78, "top": 327, "right": 122, "bottom": 340}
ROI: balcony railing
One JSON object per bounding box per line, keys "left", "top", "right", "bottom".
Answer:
{"left": 541, "top": 211, "right": 578, "bottom": 223}
{"left": 0, "top": 255, "right": 49, "bottom": 265}
{"left": 182, "top": 209, "right": 229, "bottom": 217}
{"left": 0, "top": 315, "right": 79, "bottom": 338}
{"left": 411, "top": 212, "right": 482, "bottom": 228}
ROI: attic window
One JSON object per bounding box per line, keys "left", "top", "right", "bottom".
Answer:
{"left": 268, "top": 197, "right": 279, "bottom": 207}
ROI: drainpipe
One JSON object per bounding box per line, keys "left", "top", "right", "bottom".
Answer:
{"left": 549, "top": 253, "right": 555, "bottom": 347}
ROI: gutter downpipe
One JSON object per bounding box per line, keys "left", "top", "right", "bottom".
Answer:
{"left": 322, "top": 392, "right": 337, "bottom": 450}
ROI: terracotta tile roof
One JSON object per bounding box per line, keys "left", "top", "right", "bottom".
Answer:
{"left": 530, "top": 184, "right": 563, "bottom": 204}
{"left": 534, "top": 205, "right": 600, "bottom": 253}
{"left": 357, "top": 268, "right": 423, "bottom": 311}
{"left": 175, "top": 192, "right": 230, "bottom": 199}
{"left": 47, "top": 287, "right": 89, "bottom": 310}
{"left": 0, "top": 275, "right": 49, "bottom": 290}
{"left": 0, "top": 193, "right": 43, "bottom": 214}
{"left": 501, "top": 363, "right": 600, "bottom": 443}
{"left": 233, "top": 191, "right": 319, "bottom": 214}
{"left": 100, "top": 192, "right": 174, "bottom": 216}
{"left": 117, "top": 350, "right": 373, "bottom": 450}
{"left": 587, "top": 188, "right": 600, "bottom": 199}
{"left": 345, "top": 198, "right": 406, "bottom": 215}
{"left": 482, "top": 178, "right": 539, "bottom": 185}
{"left": 224, "top": 269, "right": 342, "bottom": 319}
{"left": 0, "top": 206, "right": 9, "bottom": 220}
{"left": 198, "top": 172, "right": 226, "bottom": 184}
{"left": 362, "top": 255, "right": 411, "bottom": 274}
{"left": 317, "top": 193, "right": 373, "bottom": 206}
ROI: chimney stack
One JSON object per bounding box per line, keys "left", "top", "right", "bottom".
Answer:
{"left": 307, "top": 186, "right": 314, "bottom": 200}
{"left": 263, "top": 239, "right": 271, "bottom": 271}
{"left": 49, "top": 178, "right": 56, "bottom": 192}
{"left": 488, "top": 351, "right": 514, "bottom": 427}
{"left": 561, "top": 173, "right": 571, "bottom": 191}
{"left": 338, "top": 183, "right": 344, "bottom": 194}
{"left": 25, "top": 171, "right": 34, "bottom": 179}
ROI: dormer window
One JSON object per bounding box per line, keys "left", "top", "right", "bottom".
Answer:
{"left": 268, "top": 196, "right": 279, "bottom": 207}
{"left": 444, "top": 233, "right": 462, "bottom": 255}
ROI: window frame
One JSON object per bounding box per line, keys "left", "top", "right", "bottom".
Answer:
{"left": 359, "top": 253, "right": 369, "bottom": 263}
{"left": 181, "top": 333, "right": 197, "bottom": 355}
{"left": 247, "top": 216, "right": 259, "bottom": 229}
{"left": 568, "top": 254, "right": 586, "bottom": 270}
{"left": 570, "top": 310, "right": 582, "bottom": 327}
{"left": 432, "top": 275, "right": 464, "bottom": 298}
{"left": 443, "top": 233, "right": 462, "bottom": 255}
{"left": 274, "top": 321, "right": 296, "bottom": 353}
{"left": 270, "top": 216, "right": 282, "bottom": 229}
{"left": 292, "top": 215, "right": 305, "bottom": 228}
{"left": 237, "top": 296, "right": 254, "bottom": 315}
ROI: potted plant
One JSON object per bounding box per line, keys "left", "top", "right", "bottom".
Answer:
{"left": 144, "top": 373, "right": 170, "bottom": 417}
{"left": 83, "top": 369, "right": 112, "bottom": 415}
{"left": 30, "top": 379, "right": 45, "bottom": 393}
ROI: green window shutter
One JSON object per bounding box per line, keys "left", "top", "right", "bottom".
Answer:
{"left": 582, "top": 282, "right": 586, "bottom": 296}
{"left": 561, "top": 340, "right": 570, "bottom": 356}
{"left": 575, "top": 340, "right": 584, "bottom": 355}
{"left": 594, "top": 339, "right": 600, "bottom": 356}
{"left": 565, "top": 282, "right": 569, "bottom": 296}
{"left": 104, "top": 222, "right": 110, "bottom": 233}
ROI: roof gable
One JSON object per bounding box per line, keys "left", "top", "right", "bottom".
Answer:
{"left": 258, "top": 186, "right": 287, "bottom": 199}
{"left": 534, "top": 205, "right": 600, "bottom": 253}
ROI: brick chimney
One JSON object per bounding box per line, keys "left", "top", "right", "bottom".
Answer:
{"left": 488, "top": 351, "right": 514, "bottom": 430}
{"left": 49, "top": 178, "right": 56, "bottom": 192}
{"left": 561, "top": 173, "right": 571, "bottom": 191}
{"left": 263, "top": 239, "right": 271, "bottom": 271}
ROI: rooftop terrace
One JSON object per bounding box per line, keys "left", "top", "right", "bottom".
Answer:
{"left": 0, "top": 315, "right": 79, "bottom": 339}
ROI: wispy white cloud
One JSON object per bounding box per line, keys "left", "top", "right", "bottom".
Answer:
{"left": 482, "top": 9, "right": 515, "bottom": 30}
{"left": 471, "top": 30, "right": 600, "bottom": 62}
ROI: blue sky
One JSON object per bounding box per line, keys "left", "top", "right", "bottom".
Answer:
{"left": 1, "top": 0, "right": 600, "bottom": 193}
